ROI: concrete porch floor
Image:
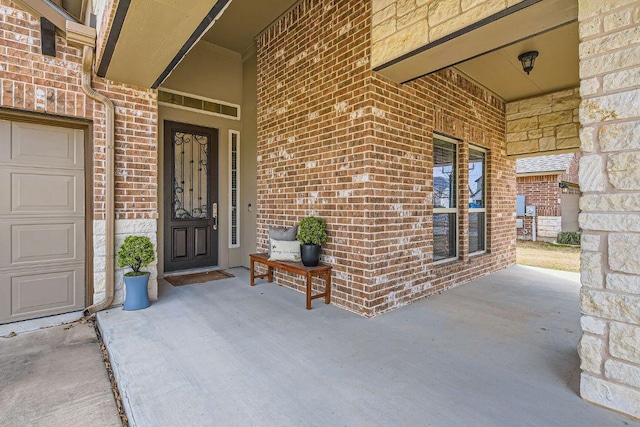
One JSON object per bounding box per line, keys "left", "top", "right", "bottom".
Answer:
{"left": 98, "top": 266, "right": 638, "bottom": 426}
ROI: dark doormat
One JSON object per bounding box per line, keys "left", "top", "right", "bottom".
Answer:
{"left": 165, "top": 270, "right": 234, "bottom": 287}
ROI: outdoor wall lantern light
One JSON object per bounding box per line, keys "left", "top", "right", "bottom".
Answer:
{"left": 518, "top": 51, "right": 539, "bottom": 75}
{"left": 559, "top": 182, "right": 569, "bottom": 194}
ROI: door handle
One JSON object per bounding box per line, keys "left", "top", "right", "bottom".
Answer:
{"left": 212, "top": 202, "right": 218, "bottom": 230}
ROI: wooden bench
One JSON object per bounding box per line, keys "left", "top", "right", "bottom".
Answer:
{"left": 249, "top": 253, "right": 332, "bottom": 310}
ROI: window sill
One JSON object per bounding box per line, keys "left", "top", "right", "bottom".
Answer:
{"left": 469, "top": 250, "right": 487, "bottom": 257}
{"left": 433, "top": 257, "right": 459, "bottom": 267}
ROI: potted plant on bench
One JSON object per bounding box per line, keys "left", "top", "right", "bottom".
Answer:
{"left": 297, "top": 216, "right": 328, "bottom": 266}
{"left": 117, "top": 235, "right": 156, "bottom": 310}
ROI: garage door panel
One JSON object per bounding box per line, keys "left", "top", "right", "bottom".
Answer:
{"left": 0, "top": 168, "right": 84, "bottom": 215}
{"left": 0, "top": 266, "right": 84, "bottom": 323}
{"left": 1, "top": 121, "right": 84, "bottom": 169}
{"left": 0, "top": 119, "right": 85, "bottom": 324}
{"left": 0, "top": 219, "right": 84, "bottom": 266}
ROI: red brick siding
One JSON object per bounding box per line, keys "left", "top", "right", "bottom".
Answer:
{"left": 96, "top": 0, "right": 117, "bottom": 67}
{"left": 517, "top": 175, "right": 561, "bottom": 216}
{"left": 561, "top": 152, "right": 581, "bottom": 185}
{"left": 257, "top": 0, "right": 515, "bottom": 317}
{"left": 516, "top": 174, "right": 560, "bottom": 238}
{"left": 0, "top": 0, "right": 158, "bottom": 220}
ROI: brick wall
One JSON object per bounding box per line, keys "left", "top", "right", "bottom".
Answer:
{"left": 561, "top": 152, "right": 581, "bottom": 184}
{"left": 0, "top": 0, "right": 159, "bottom": 304}
{"left": 577, "top": 0, "right": 640, "bottom": 418}
{"left": 517, "top": 174, "right": 561, "bottom": 216}
{"left": 0, "top": 0, "right": 158, "bottom": 220}
{"left": 506, "top": 88, "right": 581, "bottom": 156}
{"left": 257, "top": 0, "right": 515, "bottom": 317}
{"left": 95, "top": 0, "right": 117, "bottom": 67}
{"left": 516, "top": 174, "right": 561, "bottom": 240}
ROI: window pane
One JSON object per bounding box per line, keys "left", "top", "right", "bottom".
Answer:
{"left": 158, "top": 91, "right": 183, "bottom": 105}
{"left": 469, "top": 148, "right": 484, "bottom": 208}
{"left": 183, "top": 96, "right": 203, "bottom": 110}
{"left": 221, "top": 104, "right": 238, "bottom": 117}
{"left": 469, "top": 212, "right": 485, "bottom": 253}
{"left": 434, "top": 140, "right": 456, "bottom": 209}
{"left": 203, "top": 101, "right": 221, "bottom": 114}
{"left": 230, "top": 132, "right": 239, "bottom": 247}
{"left": 434, "top": 213, "right": 456, "bottom": 261}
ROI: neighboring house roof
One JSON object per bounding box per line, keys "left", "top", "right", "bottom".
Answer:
{"left": 516, "top": 153, "right": 574, "bottom": 175}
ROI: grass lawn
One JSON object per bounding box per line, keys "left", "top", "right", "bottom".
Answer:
{"left": 516, "top": 240, "right": 580, "bottom": 272}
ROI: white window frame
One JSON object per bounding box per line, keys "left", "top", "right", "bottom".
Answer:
{"left": 433, "top": 135, "right": 459, "bottom": 264}
{"left": 228, "top": 130, "right": 240, "bottom": 248}
{"left": 468, "top": 145, "right": 487, "bottom": 256}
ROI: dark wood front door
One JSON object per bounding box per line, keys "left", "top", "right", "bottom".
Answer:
{"left": 164, "top": 121, "right": 218, "bottom": 272}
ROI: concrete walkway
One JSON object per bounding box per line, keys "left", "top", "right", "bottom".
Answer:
{"left": 98, "top": 266, "right": 639, "bottom": 426}
{"left": 0, "top": 320, "right": 121, "bottom": 426}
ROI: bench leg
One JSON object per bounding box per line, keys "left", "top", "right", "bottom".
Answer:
{"left": 267, "top": 266, "right": 273, "bottom": 283}
{"left": 325, "top": 272, "right": 331, "bottom": 305}
{"left": 250, "top": 258, "right": 255, "bottom": 286}
{"left": 306, "top": 274, "right": 312, "bottom": 310}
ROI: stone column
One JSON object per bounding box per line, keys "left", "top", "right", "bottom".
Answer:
{"left": 577, "top": 0, "right": 640, "bottom": 419}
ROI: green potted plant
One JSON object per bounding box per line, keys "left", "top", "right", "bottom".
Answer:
{"left": 297, "top": 216, "right": 328, "bottom": 266}
{"left": 117, "top": 235, "right": 156, "bottom": 310}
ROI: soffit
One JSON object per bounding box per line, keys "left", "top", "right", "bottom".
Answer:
{"left": 455, "top": 22, "right": 579, "bottom": 102}
{"left": 374, "top": 0, "right": 578, "bottom": 91}
{"left": 99, "top": 0, "right": 224, "bottom": 88}
{"left": 51, "top": 0, "right": 85, "bottom": 21}
{"left": 201, "top": 0, "right": 299, "bottom": 54}
{"left": 98, "top": 0, "right": 297, "bottom": 88}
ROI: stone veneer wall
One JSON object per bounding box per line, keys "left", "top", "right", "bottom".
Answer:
{"left": 577, "top": 0, "right": 640, "bottom": 419}
{"left": 94, "top": 219, "right": 158, "bottom": 305}
{"left": 536, "top": 216, "right": 561, "bottom": 241}
{"left": 371, "top": 0, "right": 525, "bottom": 67}
{"left": 506, "top": 88, "right": 581, "bottom": 156}
{"left": 0, "top": 0, "right": 159, "bottom": 304}
{"left": 256, "top": 0, "right": 515, "bottom": 317}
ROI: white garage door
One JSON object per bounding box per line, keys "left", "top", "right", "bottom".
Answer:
{"left": 0, "top": 120, "right": 85, "bottom": 324}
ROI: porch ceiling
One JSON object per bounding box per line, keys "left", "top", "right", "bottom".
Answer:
{"left": 200, "top": 0, "right": 299, "bottom": 54}
{"left": 97, "top": 0, "right": 298, "bottom": 88}
{"left": 97, "top": 0, "right": 229, "bottom": 88}
{"left": 374, "top": 0, "right": 578, "bottom": 102}
{"left": 455, "top": 22, "right": 579, "bottom": 102}
{"left": 51, "top": 0, "right": 85, "bottom": 22}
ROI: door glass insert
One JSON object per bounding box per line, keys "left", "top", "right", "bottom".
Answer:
{"left": 173, "top": 131, "right": 209, "bottom": 219}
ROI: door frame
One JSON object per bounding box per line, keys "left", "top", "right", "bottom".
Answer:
{"left": 163, "top": 120, "right": 220, "bottom": 273}
{"left": 0, "top": 108, "right": 94, "bottom": 307}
